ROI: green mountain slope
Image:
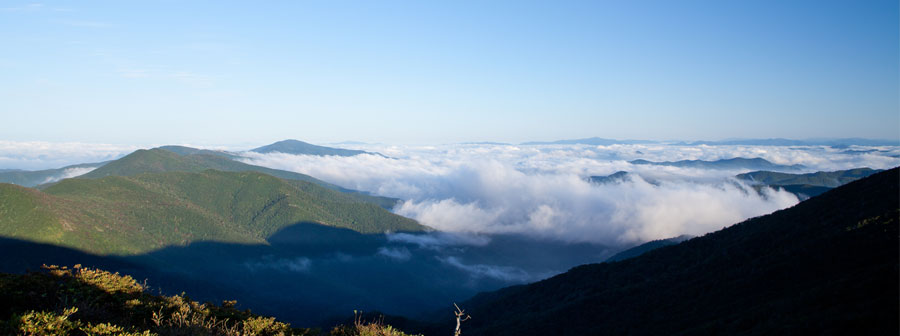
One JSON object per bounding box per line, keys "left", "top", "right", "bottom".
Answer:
{"left": 0, "top": 170, "right": 425, "bottom": 255}
{"left": 79, "top": 148, "right": 399, "bottom": 208}
{"left": 251, "top": 139, "right": 379, "bottom": 157}
{"left": 441, "top": 168, "right": 898, "bottom": 335}
{"left": 737, "top": 168, "right": 882, "bottom": 199}
{"left": 737, "top": 167, "right": 882, "bottom": 187}
{"left": 0, "top": 162, "right": 107, "bottom": 187}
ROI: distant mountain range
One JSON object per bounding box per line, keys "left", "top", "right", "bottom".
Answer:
{"left": 251, "top": 139, "right": 381, "bottom": 157}
{"left": 0, "top": 139, "right": 383, "bottom": 187}
{"left": 521, "top": 137, "right": 657, "bottom": 146}
{"left": 519, "top": 137, "right": 899, "bottom": 147}
{"left": 630, "top": 157, "right": 804, "bottom": 170}
{"left": 423, "top": 167, "right": 898, "bottom": 335}
{"left": 679, "top": 138, "right": 900, "bottom": 147}
{"left": 0, "top": 146, "right": 425, "bottom": 255}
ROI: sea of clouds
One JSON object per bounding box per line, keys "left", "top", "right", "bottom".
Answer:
{"left": 4, "top": 140, "right": 898, "bottom": 247}
{"left": 239, "top": 143, "right": 900, "bottom": 246}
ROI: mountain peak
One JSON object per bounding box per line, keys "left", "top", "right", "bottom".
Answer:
{"left": 250, "top": 139, "right": 379, "bottom": 157}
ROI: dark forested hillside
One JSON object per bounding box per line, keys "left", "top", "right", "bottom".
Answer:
{"left": 0, "top": 162, "right": 107, "bottom": 187}
{"left": 440, "top": 167, "right": 899, "bottom": 335}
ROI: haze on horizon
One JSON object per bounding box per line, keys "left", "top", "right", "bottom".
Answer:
{"left": 1, "top": 0, "right": 897, "bottom": 145}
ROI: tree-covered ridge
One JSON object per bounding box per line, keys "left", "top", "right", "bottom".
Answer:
{"left": 0, "top": 265, "right": 419, "bottom": 336}
{"left": 736, "top": 167, "right": 882, "bottom": 187}
{"left": 0, "top": 162, "right": 107, "bottom": 187}
{"left": 0, "top": 170, "right": 425, "bottom": 255}
{"left": 75, "top": 148, "right": 399, "bottom": 209}
{"left": 441, "top": 167, "right": 899, "bottom": 335}
{"left": 736, "top": 168, "right": 883, "bottom": 200}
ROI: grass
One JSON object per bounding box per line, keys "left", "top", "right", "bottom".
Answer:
{"left": 0, "top": 265, "right": 419, "bottom": 336}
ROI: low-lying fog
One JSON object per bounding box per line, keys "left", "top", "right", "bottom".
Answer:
{"left": 241, "top": 143, "right": 900, "bottom": 245}
{"left": 4, "top": 141, "right": 898, "bottom": 325}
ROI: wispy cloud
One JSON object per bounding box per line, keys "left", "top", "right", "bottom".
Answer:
{"left": 376, "top": 247, "right": 412, "bottom": 261}
{"left": 40, "top": 166, "right": 99, "bottom": 184}
{"left": 439, "top": 256, "right": 532, "bottom": 282}
{"left": 243, "top": 256, "right": 311, "bottom": 273}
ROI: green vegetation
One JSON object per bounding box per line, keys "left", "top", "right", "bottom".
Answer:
{"left": 0, "top": 169, "right": 425, "bottom": 255}
{"left": 440, "top": 168, "right": 899, "bottom": 335}
{"left": 0, "top": 265, "right": 417, "bottom": 336}
{"left": 0, "top": 162, "right": 106, "bottom": 187}
{"left": 77, "top": 148, "right": 399, "bottom": 209}
{"left": 251, "top": 139, "right": 376, "bottom": 157}
{"left": 737, "top": 168, "right": 882, "bottom": 199}
{"left": 736, "top": 167, "right": 881, "bottom": 187}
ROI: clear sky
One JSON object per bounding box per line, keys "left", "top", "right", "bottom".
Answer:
{"left": 1, "top": 0, "right": 897, "bottom": 145}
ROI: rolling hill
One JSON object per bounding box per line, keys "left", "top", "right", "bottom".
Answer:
{"left": 251, "top": 139, "right": 380, "bottom": 157}
{"left": 0, "top": 162, "right": 107, "bottom": 187}
{"left": 77, "top": 147, "right": 399, "bottom": 208}
{"left": 0, "top": 169, "right": 425, "bottom": 255}
{"left": 736, "top": 168, "right": 882, "bottom": 187}
{"left": 432, "top": 167, "right": 898, "bottom": 335}
{"left": 737, "top": 168, "right": 882, "bottom": 199}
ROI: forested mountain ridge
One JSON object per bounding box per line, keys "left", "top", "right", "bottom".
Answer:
{"left": 74, "top": 147, "right": 399, "bottom": 208}
{"left": 435, "top": 167, "right": 899, "bottom": 335}
{"left": 0, "top": 169, "right": 425, "bottom": 255}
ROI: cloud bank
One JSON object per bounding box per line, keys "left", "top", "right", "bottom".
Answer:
{"left": 0, "top": 141, "right": 140, "bottom": 170}
{"left": 240, "top": 143, "right": 899, "bottom": 245}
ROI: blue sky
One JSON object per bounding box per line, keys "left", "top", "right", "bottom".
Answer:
{"left": 1, "top": 0, "right": 897, "bottom": 145}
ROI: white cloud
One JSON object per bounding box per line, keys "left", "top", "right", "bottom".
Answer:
{"left": 243, "top": 256, "right": 311, "bottom": 273}
{"left": 0, "top": 141, "right": 140, "bottom": 170}
{"left": 376, "top": 247, "right": 412, "bottom": 261}
{"left": 40, "top": 166, "right": 99, "bottom": 184}
{"left": 236, "top": 143, "right": 900, "bottom": 245}
{"left": 439, "top": 256, "right": 532, "bottom": 282}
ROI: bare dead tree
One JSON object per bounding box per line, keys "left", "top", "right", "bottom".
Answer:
{"left": 454, "top": 303, "right": 471, "bottom": 336}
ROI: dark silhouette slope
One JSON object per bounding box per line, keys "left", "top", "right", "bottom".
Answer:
{"left": 445, "top": 167, "right": 899, "bottom": 335}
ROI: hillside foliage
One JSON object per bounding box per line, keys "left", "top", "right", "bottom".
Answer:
{"left": 0, "top": 169, "right": 424, "bottom": 255}
{"left": 0, "top": 265, "right": 417, "bottom": 336}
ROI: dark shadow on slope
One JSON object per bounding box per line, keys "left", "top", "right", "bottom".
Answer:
{"left": 418, "top": 168, "right": 899, "bottom": 336}
{"left": 0, "top": 221, "right": 616, "bottom": 329}
{"left": 0, "top": 237, "right": 140, "bottom": 275}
